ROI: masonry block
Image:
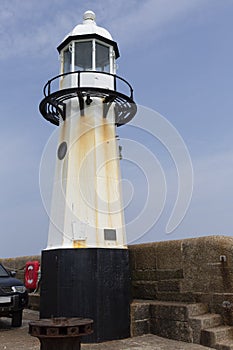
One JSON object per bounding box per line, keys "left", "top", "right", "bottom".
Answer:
{"left": 132, "top": 281, "right": 158, "bottom": 299}
{"left": 150, "top": 318, "right": 193, "bottom": 342}
{"left": 131, "top": 300, "right": 151, "bottom": 321}
{"left": 131, "top": 320, "right": 150, "bottom": 337}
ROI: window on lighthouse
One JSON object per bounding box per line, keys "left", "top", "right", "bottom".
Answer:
{"left": 63, "top": 48, "right": 71, "bottom": 73}
{"left": 75, "top": 41, "right": 92, "bottom": 71}
{"left": 96, "top": 42, "right": 110, "bottom": 73}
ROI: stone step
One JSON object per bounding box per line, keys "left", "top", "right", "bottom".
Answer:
{"left": 186, "top": 303, "right": 209, "bottom": 317}
{"left": 132, "top": 281, "right": 186, "bottom": 300}
{"left": 155, "top": 291, "right": 198, "bottom": 302}
{"left": 201, "top": 326, "right": 233, "bottom": 348}
{"left": 189, "top": 313, "right": 223, "bottom": 343}
{"left": 131, "top": 268, "right": 184, "bottom": 282}
{"left": 150, "top": 316, "right": 193, "bottom": 343}
{"left": 158, "top": 279, "right": 182, "bottom": 292}
{"left": 190, "top": 313, "right": 222, "bottom": 328}
{"left": 131, "top": 299, "right": 224, "bottom": 345}
{"left": 132, "top": 281, "right": 157, "bottom": 299}
{"left": 157, "top": 269, "right": 184, "bottom": 281}
{"left": 149, "top": 301, "right": 209, "bottom": 322}
{"left": 215, "top": 339, "right": 233, "bottom": 350}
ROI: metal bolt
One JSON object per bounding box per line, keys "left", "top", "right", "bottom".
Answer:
{"left": 222, "top": 301, "right": 232, "bottom": 309}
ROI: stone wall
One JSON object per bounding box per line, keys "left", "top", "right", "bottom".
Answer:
{"left": 129, "top": 235, "right": 233, "bottom": 320}
{"left": 2, "top": 235, "right": 233, "bottom": 321}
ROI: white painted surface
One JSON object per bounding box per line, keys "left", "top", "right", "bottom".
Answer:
{"left": 60, "top": 11, "right": 113, "bottom": 47}
{"left": 47, "top": 11, "right": 126, "bottom": 250}
{"left": 47, "top": 99, "right": 126, "bottom": 249}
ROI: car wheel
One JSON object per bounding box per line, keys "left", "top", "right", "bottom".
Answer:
{"left": 12, "top": 310, "right": 23, "bottom": 327}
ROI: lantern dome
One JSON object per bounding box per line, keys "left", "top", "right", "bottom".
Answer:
{"left": 57, "top": 11, "right": 119, "bottom": 57}
{"left": 70, "top": 11, "right": 113, "bottom": 40}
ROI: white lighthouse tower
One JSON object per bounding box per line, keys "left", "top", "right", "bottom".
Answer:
{"left": 39, "top": 11, "right": 137, "bottom": 343}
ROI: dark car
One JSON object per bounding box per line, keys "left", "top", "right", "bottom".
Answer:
{"left": 0, "top": 263, "right": 28, "bottom": 327}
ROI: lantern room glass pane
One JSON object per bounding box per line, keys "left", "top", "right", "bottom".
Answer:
{"left": 96, "top": 42, "right": 110, "bottom": 72}
{"left": 63, "top": 48, "right": 71, "bottom": 73}
{"left": 75, "top": 41, "right": 92, "bottom": 71}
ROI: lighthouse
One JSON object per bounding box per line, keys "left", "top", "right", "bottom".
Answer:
{"left": 39, "top": 11, "right": 137, "bottom": 342}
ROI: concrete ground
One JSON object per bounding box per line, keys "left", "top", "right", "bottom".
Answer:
{"left": 0, "top": 309, "right": 213, "bottom": 350}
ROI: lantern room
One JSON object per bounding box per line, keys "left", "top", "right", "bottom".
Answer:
{"left": 39, "top": 10, "right": 136, "bottom": 126}
{"left": 57, "top": 10, "right": 119, "bottom": 90}
{"left": 62, "top": 39, "right": 114, "bottom": 73}
{"left": 59, "top": 12, "right": 118, "bottom": 74}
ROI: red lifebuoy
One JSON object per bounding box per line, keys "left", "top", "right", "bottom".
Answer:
{"left": 24, "top": 261, "right": 40, "bottom": 290}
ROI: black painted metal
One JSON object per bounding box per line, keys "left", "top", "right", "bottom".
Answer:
{"left": 38, "top": 338, "right": 80, "bottom": 350}
{"left": 43, "top": 71, "right": 133, "bottom": 98}
{"left": 57, "top": 33, "right": 120, "bottom": 59}
{"left": 57, "top": 142, "right": 67, "bottom": 160}
{"left": 77, "top": 91, "right": 84, "bottom": 116}
{"left": 39, "top": 71, "right": 137, "bottom": 127}
{"left": 40, "top": 248, "right": 131, "bottom": 343}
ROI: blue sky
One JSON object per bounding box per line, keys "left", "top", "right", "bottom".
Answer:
{"left": 1, "top": 0, "right": 233, "bottom": 257}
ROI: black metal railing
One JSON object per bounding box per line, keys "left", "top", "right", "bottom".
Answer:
{"left": 43, "top": 70, "right": 134, "bottom": 100}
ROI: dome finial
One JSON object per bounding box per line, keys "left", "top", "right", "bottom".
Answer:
{"left": 83, "top": 10, "right": 96, "bottom": 24}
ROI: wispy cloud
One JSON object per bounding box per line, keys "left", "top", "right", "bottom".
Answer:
{"left": 175, "top": 150, "right": 233, "bottom": 236}
{"left": 193, "top": 150, "right": 233, "bottom": 200}
{"left": 0, "top": 0, "right": 209, "bottom": 60}
{"left": 142, "top": 149, "right": 233, "bottom": 242}
{"left": 0, "top": 0, "right": 78, "bottom": 59}
{"left": 101, "top": 0, "right": 209, "bottom": 48}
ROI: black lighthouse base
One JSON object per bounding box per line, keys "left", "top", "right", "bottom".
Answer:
{"left": 40, "top": 248, "right": 131, "bottom": 343}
